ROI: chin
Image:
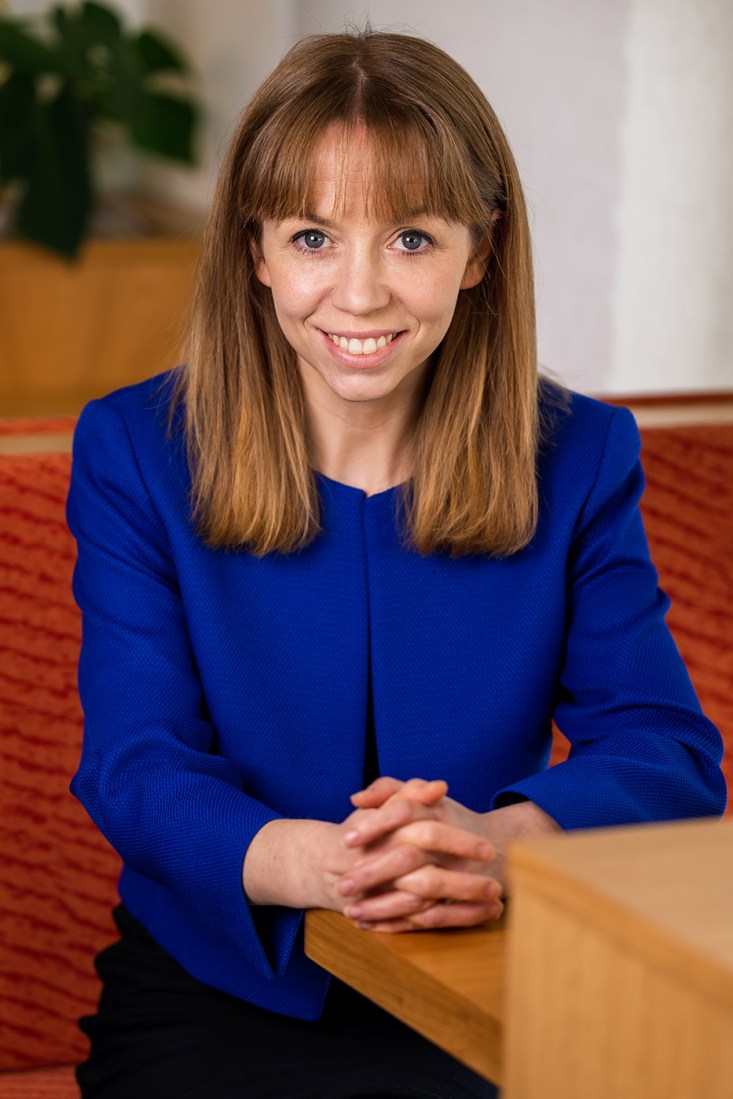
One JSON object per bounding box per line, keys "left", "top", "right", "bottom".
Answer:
{"left": 331, "top": 380, "right": 396, "bottom": 403}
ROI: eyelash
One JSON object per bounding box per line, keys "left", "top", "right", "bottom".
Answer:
{"left": 290, "top": 229, "right": 436, "bottom": 256}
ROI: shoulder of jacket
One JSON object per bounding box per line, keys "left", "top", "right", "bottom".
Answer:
{"left": 541, "top": 386, "right": 638, "bottom": 454}
{"left": 75, "top": 370, "right": 179, "bottom": 449}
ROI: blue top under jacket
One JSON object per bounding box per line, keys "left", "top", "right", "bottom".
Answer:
{"left": 67, "top": 374, "right": 726, "bottom": 1020}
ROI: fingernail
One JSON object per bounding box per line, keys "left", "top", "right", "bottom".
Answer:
{"left": 338, "top": 878, "right": 355, "bottom": 895}
{"left": 344, "top": 904, "right": 363, "bottom": 919}
{"left": 478, "top": 843, "right": 493, "bottom": 859}
{"left": 344, "top": 830, "right": 359, "bottom": 845}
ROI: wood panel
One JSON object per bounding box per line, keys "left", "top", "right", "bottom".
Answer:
{"left": 504, "top": 819, "right": 733, "bottom": 1099}
{"left": 0, "top": 239, "right": 198, "bottom": 416}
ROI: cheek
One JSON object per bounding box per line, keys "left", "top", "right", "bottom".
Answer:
{"left": 401, "top": 260, "right": 467, "bottom": 319}
{"left": 270, "top": 268, "right": 327, "bottom": 319}
{"left": 407, "top": 282, "right": 463, "bottom": 326}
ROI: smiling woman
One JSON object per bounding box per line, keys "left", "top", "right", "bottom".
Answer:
{"left": 177, "top": 31, "right": 537, "bottom": 557}
{"left": 251, "top": 125, "right": 492, "bottom": 496}
{"left": 66, "top": 24, "right": 726, "bottom": 1099}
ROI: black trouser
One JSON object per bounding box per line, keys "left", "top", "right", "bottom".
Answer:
{"left": 77, "top": 906, "right": 498, "bottom": 1099}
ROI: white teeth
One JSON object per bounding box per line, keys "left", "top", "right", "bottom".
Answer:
{"left": 328, "top": 333, "right": 395, "bottom": 355}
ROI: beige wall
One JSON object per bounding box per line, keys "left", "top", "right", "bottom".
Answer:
{"left": 611, "top": 0, "right": 733, "bottom": 395}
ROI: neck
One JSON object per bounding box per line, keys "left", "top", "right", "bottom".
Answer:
{"left": 300, "top": 366, "right": 428, "bottom": 496}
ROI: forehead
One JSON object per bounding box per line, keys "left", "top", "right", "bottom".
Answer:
{"left": 244, "top": 117, "right": 486, "bottom": 229}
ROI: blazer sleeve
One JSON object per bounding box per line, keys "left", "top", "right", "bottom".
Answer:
{"left": 492, "top": 406, "right": 727, "bottom": 828}
{"left": 67, "top": 398, "right": 298, "bottom": 980}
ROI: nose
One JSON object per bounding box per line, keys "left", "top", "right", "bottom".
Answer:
{"left": 330, "top": 246, "right": 391, "bottom": 315}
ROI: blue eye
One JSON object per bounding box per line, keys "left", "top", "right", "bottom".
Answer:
{"left": 296, "top": 230, "right": 326, "bottom": 249}
{"left": 396, "top": 230, "right": 432, "bottom": 252}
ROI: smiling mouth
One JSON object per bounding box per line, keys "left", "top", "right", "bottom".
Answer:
{"left": 327, "top": 333, "right": 396, "bottom": 356}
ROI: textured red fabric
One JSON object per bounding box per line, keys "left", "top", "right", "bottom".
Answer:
{"left": 0, "top": 421, "right": 76, "bottom": 439}
{"left": 0, "top": 450, "right": 120, "bottom": 1073}
{"left": 0, "top": 1065, "right": 78, "bottom": 1098}
{"left": 550, "top": 423, "right": 733, "bottom": 808}
{"left": 640, "top": 425, "right": 733, "bottom": 805}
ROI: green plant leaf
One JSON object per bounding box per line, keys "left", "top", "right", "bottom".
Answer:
{"left": 131, "top": 92, "right": 197, "bottom": 163}
{"left": 0, "top": 20, "right": 66, "bottom": 74}
{"left": 0, "top": 72, "right": 36, "bottom": 181}
{"left": 132, "top": 29, "right": 189, "bottom": 75}
{"left": 0, "top": 1, "right": 200, "bottom": 254}
{"left": 81, "top": 1, "right": 122, "bottom": 48}
{"left": 51, "top": 4, "right": 124, "bottom": 93}
{"left": 90, "top": 35, "right": 141, "bottom": 126}
{"left": 51, "top": 6, "right": 89, "bottom": 83}
{"left": 15, "top": 82, "right": 92, "bottom": 258}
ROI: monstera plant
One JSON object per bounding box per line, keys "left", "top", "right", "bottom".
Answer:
{"left": 0, "top": 1, "right": 200, "bottom": 258}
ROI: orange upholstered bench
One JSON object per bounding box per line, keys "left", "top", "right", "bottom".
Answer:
{"left": 548, "top": 412, "right": 733, "bottom": 795}
{"left": 0, "top": 421, "right": 119, "bottom": 1098}
{"left": 0, "top": 407, "right": 730, "bottom": 1097}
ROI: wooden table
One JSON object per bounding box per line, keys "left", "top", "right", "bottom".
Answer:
{"left": 305, "top": 818, "right": 733, "bottom": 1098}
{"left": 505, "top": 816, "right": 733, "bottom": 1099}
{"left": 305, "top": 909, "right": 507, "bottom": 1084}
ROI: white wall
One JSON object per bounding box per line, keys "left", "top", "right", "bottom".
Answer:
{"left": 611, "top": 0, "right": 733, "bottom": 394}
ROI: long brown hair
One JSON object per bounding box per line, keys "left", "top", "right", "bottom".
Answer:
{"left": 176, "top": 28, "right": 549, "bottom": 557}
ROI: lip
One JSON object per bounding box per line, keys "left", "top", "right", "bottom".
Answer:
{"left": 318, "top": 328, "right": 405, "bottom": 368}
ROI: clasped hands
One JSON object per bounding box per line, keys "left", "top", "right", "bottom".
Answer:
{"left": 244, "top": 777, "right": 556, "bottom": 929}
{"left": 324, "top": 776, "right": 505, "bottom": 933}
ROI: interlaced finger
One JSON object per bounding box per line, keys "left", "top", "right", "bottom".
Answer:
{"left": 393, "top": 864, "right": 502, "bottom": 903}
{"left": 389, "top": 819, "right": 495, "bottom": 862}
{"left": 354, "top": 898, "right": 504, "bottom": 933}
{"left": 350, "top": 776, "right": 448, "bottom": 810}
{"left": 343, "top": 797, "right": 434, "bottom": 847}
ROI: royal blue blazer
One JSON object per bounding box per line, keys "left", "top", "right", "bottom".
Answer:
{"left": 67, "top": 374, "right": 726, "bottom": 1019}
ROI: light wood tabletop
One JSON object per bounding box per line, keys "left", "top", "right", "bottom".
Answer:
{"left": 304, "top": 908, "right": 507, "bottom": 1084}
{"left": 505, "top": 816, "right": 733, "bottom": 1099}
{"left": 305, "top": 817, "right": 733, "bottom": 1097}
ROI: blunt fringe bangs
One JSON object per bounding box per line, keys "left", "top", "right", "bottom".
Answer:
{"left": 176, "top": 28, "right": 551, "bottom": 558}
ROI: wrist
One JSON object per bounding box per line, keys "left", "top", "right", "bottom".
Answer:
{"left": 490, "top": 799, "right": 561, "bottom": 839}
{"left": 243, "top": 818, "right": 338, "bottom": 909}
{"left": 478, "top": 801, "right": 561, "bottom": 893}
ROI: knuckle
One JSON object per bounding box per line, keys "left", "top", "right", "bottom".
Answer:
{"left": 414, "top": 864, "right": 441, "bottom": 893}
{"left": 386, "top": 847, "right": 411, "bottom": 879}
{"left": 420, "top": 821, "right": 441, "bottom": 847}
{"left": 396, "top": 844, "right": 419, "bottom": 873}
{"left": 399, "top": 892, "right": 425, "bottom": 913}
{"left": 416, "top": 905, "right": 445, "bottom": 929}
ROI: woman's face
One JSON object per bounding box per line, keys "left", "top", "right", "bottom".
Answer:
{"left": 254, "top": 126, "right": 490, "bottom": 416}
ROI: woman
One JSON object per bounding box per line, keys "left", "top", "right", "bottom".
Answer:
{"left": 68, "top": 27, "right": 726, "bottom": 1099}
